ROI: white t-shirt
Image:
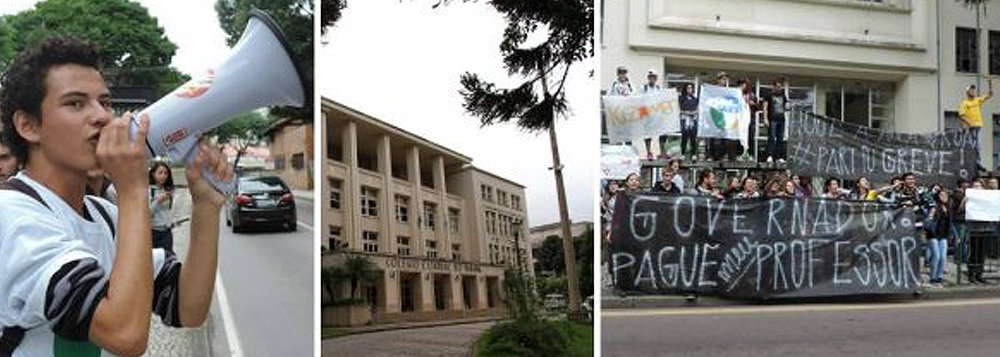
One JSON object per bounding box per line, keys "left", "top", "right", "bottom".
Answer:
{"left": 0, "top": 172, "right": 176, "bottom": 357}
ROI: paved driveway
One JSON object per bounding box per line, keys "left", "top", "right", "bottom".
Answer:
{"left": 323, "top": 322, "right": 494, "bottom": 357}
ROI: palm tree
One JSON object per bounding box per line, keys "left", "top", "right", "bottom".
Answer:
{"left": 458, "top": 0, "right": 593, "bottom": 321}
{"left": 342, "top": 254, "right": 379, "bottom": 301}
{"left": 321, "top": 266, "right": 347, "bottom": 307}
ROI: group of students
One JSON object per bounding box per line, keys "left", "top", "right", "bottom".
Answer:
{"left": 608, "top": 67, "right": 793, "bottom": 164}
{"left": 0, "top": 36, "right": 233, "bottom": 356}
{"left": 601, "top": 160, "right": 1000, "bottom": 288}
{"left": 608, "top": 67, "right": 996, "bottom": 172}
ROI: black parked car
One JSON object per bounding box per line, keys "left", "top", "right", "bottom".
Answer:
{"left": 226, "top": 176, "right": 296, "bottom": 232}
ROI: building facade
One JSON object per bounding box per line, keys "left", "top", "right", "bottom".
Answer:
{"left": 320, "top": 98, "right": 532, "bottom": 324}
{"left": 267, "top": 118, "right": 314, "bottom": 190}
{"left": 603, "top": 0, "right": 1000, "bottom": 170}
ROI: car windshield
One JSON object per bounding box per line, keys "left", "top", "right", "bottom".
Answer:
{"left": 239, "top": 177, "right": 287, "bottom": 193}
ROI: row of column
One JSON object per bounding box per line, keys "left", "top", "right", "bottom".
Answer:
{"left": 379, "top": 270, "right": 498, "bottom": 314}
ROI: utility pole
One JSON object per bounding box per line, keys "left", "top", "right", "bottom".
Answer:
{"left": 539, "top": 73, "right": 582, "bottom": 321}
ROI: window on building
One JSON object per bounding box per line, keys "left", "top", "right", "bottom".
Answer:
{"left": 358, "top": 153, "right": 377, "bottom": 171}
{"left": 481, "top": 184, "right": 488, "bottom": 200}
{"left": 512, "top": 196, "right": 520, "bottom": 210}
{"left": 361, "top": 187, "right": 378, "bottom": 217}
{"left": 957, "top": 27, "right": 979, "bottom": 73}
{"left": 448, "top": 209, "right": 460, "bottom": 235}
{"left": 274, "top": 155, "right": 286, "bottom": 170}
{"left": 395, "top": 195, "right": 409, "bottom": 223}
{"left": 328, "top": 226, "right": 342, "bottom": 250}
{"left": 291, "top": 152, "right": 305, "bottom": 170}
{"left": 425, "top": 240, "right": 437, "bottom": 258}
{"left": 452, "top": 244, "right": 461, "bottom": 261}
{"left": 424, "top": 202, "right": 437, "bottom": 230}
{"left": 991, "top": 31, "right": 1000, "bottom": 75}
{"left": 327, "top": 140, "right": 342, "bottom": 161}
{"left": 329, "top": 179, "right": 342, "bottom": 209}
{"left": 397, "top": 236, "right": 411, "bottom": 256}
{"left": 362, "top": 231, "right": 378, "bottom": 253}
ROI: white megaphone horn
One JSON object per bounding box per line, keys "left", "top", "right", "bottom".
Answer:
{"left": 130, "top": 9, "right": 306, "bottom": 195}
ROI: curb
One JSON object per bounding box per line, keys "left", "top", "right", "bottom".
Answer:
{"left": 323, "top": 317, "right": 498, "bottom": 339}
{"left": 602, "top": 286, "right": 1000, "bottom": 310}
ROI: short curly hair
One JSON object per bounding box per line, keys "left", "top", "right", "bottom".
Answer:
{"left": 1, "top": 36, "right": 104, "bottom": 164}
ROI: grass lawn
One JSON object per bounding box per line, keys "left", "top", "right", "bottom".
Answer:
{"left": 321, "top": 327, "right": 352, "bottom": 340}
{"left": 475, "top": 320, "right": 593, "bottom": 357}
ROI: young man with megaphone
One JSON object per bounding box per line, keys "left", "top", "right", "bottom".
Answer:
{"left": 0, "top": 36, "right": 232, "bottom": 357}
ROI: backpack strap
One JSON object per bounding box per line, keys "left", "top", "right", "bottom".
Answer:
{"left": 0, "top": 326, "right": 26, "bottom": 357}
{"left": 0, "top": 178, "right": 51, "bottom": 211}
{"left": 87, "top": 197, "right": 116, "bottom": 240}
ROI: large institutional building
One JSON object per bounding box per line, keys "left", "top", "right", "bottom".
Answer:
{"left": 603, "top": 0, "right": 1000, "bottom": 170}
{"left": 320, "top": 98, "right": 532, "bottom": 324}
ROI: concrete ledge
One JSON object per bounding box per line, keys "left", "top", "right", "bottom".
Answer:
{"left": 323, "top": 317, "right": 499, "bottom": 339}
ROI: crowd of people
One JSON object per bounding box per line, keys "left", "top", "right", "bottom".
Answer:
{"left": 601, "top": 161, "right": 1000, "bottom": 287}
{"left": 607, "top": 67, "right": 994, "bottom": 170}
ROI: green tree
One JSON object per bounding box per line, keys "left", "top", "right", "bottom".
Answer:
{"left": 321, "top": 266, "right": 347, "bottom": 307}
{"left": 320, "top": 0, "right": 346, "bottom": 34}
{"left": 456, "top": 0, "right": 593, "bottom": 321}
{"left": 342, "top": 254, "right": 378, "bottom": 300}
{"left": 215, "top": 0, "right": 313, "bottom": 122}
{"left": 537, "top": 235, "right": 566, "bottom": 274}
{"left": 206, "top": 111, "right": 273, "bottom": 168}
{"left": 0, "top": 0, "right": 187, "bottom": 95}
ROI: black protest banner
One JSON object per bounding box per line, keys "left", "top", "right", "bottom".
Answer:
{"left": 787, "top": 111, "right": 977, "bottom": 184}
{"left": 610, "top": 192, "right": 920, "bottom": 299}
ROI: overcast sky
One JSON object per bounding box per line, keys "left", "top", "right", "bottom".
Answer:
{"left": 321, "top": 0, "right": 597, "bottom": 227}
{"left": 0, "top": 0, "right": 229, "bottom": 77}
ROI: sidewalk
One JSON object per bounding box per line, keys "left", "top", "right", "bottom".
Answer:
{"left": 293, "top": 189, "right": 313, "bottom": 202}
{"left": 601, "top": 261, "right": 1000, "bottom": 310}
{"left": 143, "top": 188, "right": 210, "bottom": 357}
{"left": 324, "top": 317, "right": 499, "bottom": 339}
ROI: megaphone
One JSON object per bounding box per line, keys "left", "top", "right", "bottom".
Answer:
{"left": 131, "top": 9, "right": 306, "bottom": 195}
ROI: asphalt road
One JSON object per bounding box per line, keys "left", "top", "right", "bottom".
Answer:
{"left": 217, "top": 199, "right": 315, "bottom": 357}
{"left": 603, "top": 298, "right": 1000, "bottom": 357}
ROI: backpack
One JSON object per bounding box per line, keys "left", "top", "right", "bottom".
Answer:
{"left": 0, "top": 178, "right": 114, "bottom": 356}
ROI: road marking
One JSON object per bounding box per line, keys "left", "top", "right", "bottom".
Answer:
{"left": 297, "top": 220, "right": 314, "bottom": 232}
{"left": 216, "top": 275, "right": 245, "bottom": 357}
{"left": 602, "top": 298, "right": 1000, "bottom": 318}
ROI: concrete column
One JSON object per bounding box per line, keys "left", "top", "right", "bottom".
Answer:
{"left": 418, "top": 272, "right": 435, "bottom": 312}
{"left": 433, "top": 156, "right": 449, "bottom": 259}
{"left": 342, "top": 121, "right": 361, "bottom": 248}
{"left": 476, "top": 275, "right": 489, "bottom": 309}
{"left": 383, "top": 270, "right": 400, "bottom": 314}
{"left": 407, "top": 147, "right": 423, "bottom": 256}
{"left": 377, "top": 135, "right": 394, "bottom": 254}
{"left": 449, "top": 274, "right": 463, "bottom": 311}
{"left": 320, "top": 112, "right": 330, "bottom": 250}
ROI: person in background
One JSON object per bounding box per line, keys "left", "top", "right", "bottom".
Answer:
{"left": 723, "top": 175, "right": 742, "bottom": 199}
{"left": 926, "top": 189, "right": 954, "bottom": 286}
{"left": 707, "top": 71, "right": 731, "bottom": 162}
{"left": 965, "top": 179, "right": 991, "bottom": 284}
{"left": 624, "top": 172, "right": 642, "bottom": 193}
{"left": 668, "top": 158, "right": 685, "bottom": 192}
{"left": 691, "top": 169, "right": 724, "bottom": 199}
{"left": 878, "top": 176, "right": 904, "bottom": 204}
{"left": 761, "top": 176, "right": 786, "bottom": 198}
{"left": 783, "top": 178, "right": 798, "bottom": 197}
{"left": 0, "top": 135, "right": 19, "bottom": 181}
{"left": 763, "top": 78, "right": 790, "bottom": 164}
{"left": 952, "top": 178, "right": 970, "bottom": 280}
{"left": 738, "top": 78, "right": 760, "bottom": 161}
{"left": 734, "top": 176, "right": 761, "bottom": 199}
{"left": 651, "top": 168, "right": 680, "bottom": 195}
{"left": 821, "top": 177, "right": 848, "bottom": 199}
{"left": 679, "top": 83, "right": 699, "bottom": 161}
{"left": 601, "top": 179, "right": 621, "bottom": 245}
{"left": 609, "top": 66, "right": 633, "bottom": 96}
{"left": 642, "top": 69, "right": 662, "bottom": 160}
{"left": 957, "top": 79, "right": 992, "bottom": 171}
{"left": 149, "top": 162, "right": 175, "bottom": 253}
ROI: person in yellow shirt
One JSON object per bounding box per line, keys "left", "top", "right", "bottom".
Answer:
{"left": 958, "top": 78, "right": 993, "bottom": 168}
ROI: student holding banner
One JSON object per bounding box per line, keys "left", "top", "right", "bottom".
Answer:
{"left": 958, "top": 78, "right": 993, "bottom": 170}
{"left": 642, "top": 70, "right": 662, "bottom": 160}
{"left": 609, "top": 66, "right": 633, "bottom": 96}
{"left": 926, "top": 189, "right": 955, "bottom": 286}
{"left": 651, "top": 168, "right": 680, "bottom": 195}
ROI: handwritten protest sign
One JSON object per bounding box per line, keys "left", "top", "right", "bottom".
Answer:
{"left": 602, "top": 89, "right": 680, "bottom": 143}
{"left": 697, "top": 84, "right": 751, "bottom": 148}
{"left": 965, "top": 189, "right": 1000, "bottom": 222}
{"left": 610, "top": 193, "right": 920, "bottom": 298}
{"left": 788, "top": 111, "right": 977, "bottom": 184}
{"left": 601, "top": 144, "right": 641, "bottom": 179}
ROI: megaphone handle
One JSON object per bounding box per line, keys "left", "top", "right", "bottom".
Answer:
{"left": 183, "top": 146, "right": 236, "bottom": 197}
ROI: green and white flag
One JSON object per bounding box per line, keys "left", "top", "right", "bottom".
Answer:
{"left": 698, "top": 84, "right": 750, "bottom": 148}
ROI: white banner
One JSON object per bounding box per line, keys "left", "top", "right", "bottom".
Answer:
{"left": 965, "top": 189, "right": 1000, "bottom": 222}
{"left": 602, "top": 89, "right": 680, "bottom": 143}
{"left": 600, "top": 144, "right": 641, "bottom": 180}
{"left": 698, "top": 84, "right": 751, "bottom": 148}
